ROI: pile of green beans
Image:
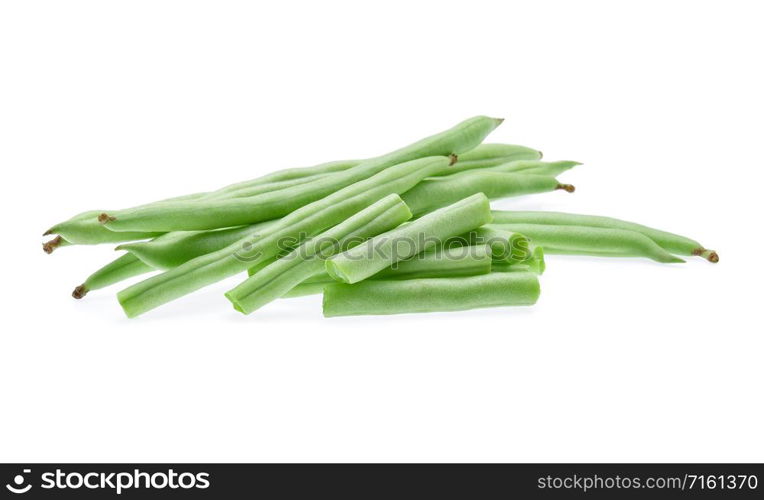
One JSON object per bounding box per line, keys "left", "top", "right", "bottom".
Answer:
{"left": 43, "top": 115, "right": 718, "bottom": 318}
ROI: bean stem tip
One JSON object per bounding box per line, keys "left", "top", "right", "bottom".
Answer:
{"left": 448, "top": 153, "right": 458, "bottom": 166}
{"left": 42, "top": 236, "right": 63, "bottom": 254}
{"left": 556, "top": 183, "right": 576, "bottom": 193}
{"left": 72, "top": 285, "right": 89, "bottom": 299}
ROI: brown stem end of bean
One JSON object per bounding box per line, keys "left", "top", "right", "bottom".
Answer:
{"left": 72, "top": 285, "right": 89, "bottom": 299}
{"left": 98, "top": 213, "right": 116, "bottom": 224}
{"left": 556, "top": 183, "right": 576, "bottom": 193}
{"left": 42, "top": 236, "right": 63, "bottom": 254}
{"left": 448, "top": 154, "right": 458, "bottom": 166}
{"left": 693, "top": 248, "right": 719, "bottom": 263}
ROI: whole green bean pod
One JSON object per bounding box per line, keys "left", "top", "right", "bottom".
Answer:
{"left": 44, "top": 210, "right": 163, "bottom": 245}
{"left": 401, "top": 172, "right": 574, "bottom": 216}
{"left": 456, "top": 143, "right": 542, "bottom": 163}
{"left": 486, "top": 160, "right": 581, "bottom": 177}
{"left": 117, "top": 156, "right": 454, "bottom": 317}
{"left": 325, "top": 193, "right": 492, "bottom": 284}
{"left": 225, "top": 194, "right": 412, "bottom": 314}
{"left": 283, "top": 244, "right": 493, "bottom": 297}
{"left": 490, "top": 210, "right": 718, "bottom": 262}
{"left": 210, "top": 159, "right": 361, "bottom": 195}
{"left": 101, "top": 116, "right": 503, "bottom": 232}
{"left": 117, "top": 221, "right": 275, "bottom": 270}
{"left": 489, "top": 223, "right": 685, "bottom": 263}
{"left": 72, "top": 253, "right": 154, "bottom": 299}
{"left": 322, "top": 272, "right": 540, "bottom": 317}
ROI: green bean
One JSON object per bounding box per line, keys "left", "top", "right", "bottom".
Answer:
{"left": 488, "top": 223, "right": 685, "bottom": 263}
{"left": 225, "top": 194, "right": 412, "bottom": 314}
{"left": 485, "top": 160, "right": 581, "bottom": 177}
{"left": 490, "top": 210, "right": 718, "bottom": 262}
{"left": 492, "top": 245, "right": 546, "bottom": 274}
{"left": 117, "top": 156, "right": 455, "bottom": 317}
{"left": 283, "top": 244, "right": 493, "bottom": 297}
{"left": 117, "top": 221, "right": 275, "bottom": 270}
{"left": 101, "top": 116, "right": 504, "bottom": 232}
{"left": 322, "top": 272, "right": 540, "bottom": 317}
{"left": 401, "top": 172, "right": 574, "bottom": 216}
{"left": 456, "top": 143, "right": 542, "bottom": 163}
{"left": 325, "top": 193, "right": 492, "bottom": 284}
{"left": 72, "top": 253, "right": 154, "bottom": 299}
{"left": 457, "top": 226, "right": 531, "bottom": 264}
{"left": 210, "top": 159, "right": 361, "bottom": 195}
{"left": 44, "top": 210, "right": 163, "bottom": 245}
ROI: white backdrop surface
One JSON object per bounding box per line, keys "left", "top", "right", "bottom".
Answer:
{"left": 1, "top": 1, "right": 762, "bottom": 462}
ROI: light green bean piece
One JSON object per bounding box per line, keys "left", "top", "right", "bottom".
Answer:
{"left": 72, "top": 253, "right": 154, "bottom": 299}
{"left": 322, "top": 272, "right": 541, "bottom": 317}
{"left": 325, "top": 193, "right": 492, "bottom": 284}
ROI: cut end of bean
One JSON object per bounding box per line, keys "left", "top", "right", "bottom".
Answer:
{"left": 42, "top": 236, "right": 63, "bottom": 254}
{"left": 448, "top": 154, "right": 458, "bottom": 166}
{"left": 72, "top": 285, "right": 89, "bottom": 299}
{"left": 492, "top": 117, "right": 505, "bottom": 126}
{"left": 694, "top": 248, "right": 719, "bottom": 263}
{"left": 98, "top": 213, "right": 116, "bottom": 224}
{"left": 556, "top": 183, "right": 576, "bottom": 193}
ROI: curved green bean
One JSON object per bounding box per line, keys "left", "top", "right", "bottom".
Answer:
{"left": 72, "top": 253, "right": 154, "bottom": 299}
{"left": 401, "top": 172, "right": 573, "bottom": 216}
{"left": 489, "top": 223, "right": 685, "bottom": 263}
{"left": 490, "top": 210, "right": 718, "bottom": 262}
{"left": 101, "top": 116, "right": 503, "bottom": 232}
{"left": 322, "top": 272, "right": 541, "bottom": 317}
{"left": 325, "top": 193, "right": 492, "bottom": 284}
{"left": 225, "top": 194, "right": 412, "bottom": 314}
{"left": 117, "top": 156, "right": 454, "bottom": 317}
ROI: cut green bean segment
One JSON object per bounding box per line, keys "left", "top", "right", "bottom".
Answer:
{"left": 401, "top": 172, "right": 573, "bottom": 216}
{"left": 117, "top": 156, "right": 454, "bottom": 317}
{"left": 322, "top": 272, "right": 541, "bottom": 317}
{"left": 72, "top": 253, "right": 154, "bottom": 299}
{"left": 492, "top": 245, "right": 545, "bottom": 274}
{"left": 489, "top": 223, "right": 685, "bottom": 263}
{"left": 118, "top": 221, "right": 275, "bottom": 270}
{"left": 490, "top": 210, "right": 718, "bottom": 262}
{"left": 225, "top": 194, "right": 412, "bottom": 314}
{"left": 284, "top": 244, "right": 493, "bottom": 297}
{"left": 454, "top": 226, "right": 531, "bottom": 264}
{"left": 325, "top": 193, "right": 492, "bottom": 284}
{"left": 101, "top": 116, "right": 503, "bottom": 233}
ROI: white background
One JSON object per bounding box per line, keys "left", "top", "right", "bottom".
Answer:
{"left": 1, "top": 1, "right": 762, "bottom": 462}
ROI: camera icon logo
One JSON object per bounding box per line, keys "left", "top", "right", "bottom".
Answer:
{"left": 5, "top": 469, "right": 32, "bottom": 494}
